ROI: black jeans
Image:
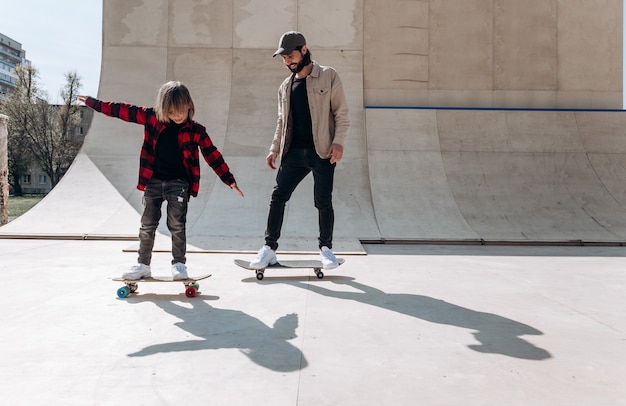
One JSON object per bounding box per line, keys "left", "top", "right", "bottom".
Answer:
{"left": 265, "top": 148, "right": 335, "bottom": 250}
{"left": 138, "top": 178, "right": 189, "bottom": 266}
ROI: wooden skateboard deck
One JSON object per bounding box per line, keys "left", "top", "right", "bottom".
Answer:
{"left": 112, "top": 273, "right": 211, "bottom": 298}
{"left": 234, "top": 258, "right": 344, "bottom": 280}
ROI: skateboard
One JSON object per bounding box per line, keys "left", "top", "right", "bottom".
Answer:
{"left": 112, "top": 274, "right": 212, "bottom": 298}
{"left": 234, "top": 258, "right": 345, "bottom": 280}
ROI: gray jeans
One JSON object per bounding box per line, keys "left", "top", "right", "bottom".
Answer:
{"left": 138, "top": 178, "right": 189, "bottom": 265}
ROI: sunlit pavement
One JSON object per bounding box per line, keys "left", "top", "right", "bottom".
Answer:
{"left": 1, "top": 238, "right": 625, "bottom": 405}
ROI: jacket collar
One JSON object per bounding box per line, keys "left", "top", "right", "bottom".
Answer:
{"left": 309, "top": 60, "right": 320, "bottom": 78}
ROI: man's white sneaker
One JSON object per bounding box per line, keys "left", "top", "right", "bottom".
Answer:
{"left": 123, "top": 263, "right": 151, "bottom": 280}
{"left": 249, "top": 245, "right": 278, "bottom": 269}
{"left": 320, "top": 246, "right": 338, "bottom": 270}
{"left": 172, "top": 262, "right": 189, "bottom": 280}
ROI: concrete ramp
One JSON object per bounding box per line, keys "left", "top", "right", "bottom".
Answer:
{"left": 0, "top": 0, "right": 377, "bottom": 253}
{"left": 367, "top": 108, "right": 626, "bottom": 243}
{"left": 2, "top": 1, "right": 626, "bottom": 248}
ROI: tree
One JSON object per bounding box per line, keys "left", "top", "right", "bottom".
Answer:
{"left": 0, "top": 64, "right": 39, "bottom": 195}
{"left": 29, "top": 71, "right": 84, "bottom": 188}
{"left": 0, "top": 64, "right": 84, "bottom": 194}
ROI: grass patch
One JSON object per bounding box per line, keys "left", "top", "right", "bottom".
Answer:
{"left": 6, "top": 194, "right": 46, "bottom": 221}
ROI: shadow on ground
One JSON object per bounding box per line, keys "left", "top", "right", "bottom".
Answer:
{"left": 125, "top": 297, "right": 308, "bottom": 372}
{"left": 247, "top": 276, "right": 552, "bottom": 361}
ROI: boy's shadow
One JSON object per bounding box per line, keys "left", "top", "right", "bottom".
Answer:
{"left": 255, "top": 276, "right": 551, "bottom": 360}
{"left": 125, "top": 296, "right": 307, "bottom": 372}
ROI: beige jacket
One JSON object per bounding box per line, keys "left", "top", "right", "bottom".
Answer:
{"left": 270, "top": 61, "right": 350, "bottom": 160}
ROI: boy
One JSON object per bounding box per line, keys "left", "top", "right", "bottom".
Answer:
{"left": 79, "top": 81, "right": 243, "bottom": 280}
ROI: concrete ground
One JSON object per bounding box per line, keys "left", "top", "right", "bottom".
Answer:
{"left": 1, "top": 238, "right": 625, "bottom": 405}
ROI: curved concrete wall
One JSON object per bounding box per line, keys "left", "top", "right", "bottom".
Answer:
{"left": 364, "top": 0, "right": 622, "bottom": 109}
{"left": 2, "top": 0, "right": 624, "bottom": 250}
{"left": 367, "top": 108, "right": 626, "bottom": 242}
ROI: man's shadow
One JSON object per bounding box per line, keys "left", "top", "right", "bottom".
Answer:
{"left": 255, "top": 276, "right": 551, "bottom": 360}
{"left": 125, "top": 296, "right": 308, "bottom": 372}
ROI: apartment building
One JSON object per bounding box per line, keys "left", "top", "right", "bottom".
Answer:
{"left": 0, "top": 32, "right": 29, "bottom": 102}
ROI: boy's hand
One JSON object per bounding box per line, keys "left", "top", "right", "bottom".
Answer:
{"left": 231, "top": 183, "right": 244, "bottom": 197}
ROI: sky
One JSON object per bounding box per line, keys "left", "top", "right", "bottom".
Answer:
{"left": 1, "top": 0, "right": 102, "bottom": 103}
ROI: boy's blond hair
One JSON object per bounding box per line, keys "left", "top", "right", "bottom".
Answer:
{"left": 154, "top": 81, "right": 195, "bottom": 123}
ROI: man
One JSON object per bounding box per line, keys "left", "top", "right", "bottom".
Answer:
{"left": 250, "top": 31, "right": 350, "bottom": 270}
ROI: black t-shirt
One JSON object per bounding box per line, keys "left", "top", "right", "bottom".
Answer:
{"left": 153, "top": 122, "right": 187, "bottom": 181}
{"left": 290, "top": 77, "right": 314, "bottom": 148}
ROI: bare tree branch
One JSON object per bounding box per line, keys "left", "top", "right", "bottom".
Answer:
{"left": 0, "top": 64, "right": 85, "bottom": 193}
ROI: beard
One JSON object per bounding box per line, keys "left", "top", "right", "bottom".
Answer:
{"left": 288, "top": 50, "right": 312, "bottom": 73}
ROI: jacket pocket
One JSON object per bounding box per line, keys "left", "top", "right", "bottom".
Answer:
{"left": 313, "top": 86, "right": 330, "bottom": 96}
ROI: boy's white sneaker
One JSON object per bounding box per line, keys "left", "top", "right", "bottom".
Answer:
{"left": 123, "top": 263, "right": 151, "bottom": 280}
{"left": 320, "top": 246, "right": 338, "bottom": 270}
{"left": 172, "top": 262, "right": 189, "bottom": 280}
{"left": 249, "top": 245, "right": 278, "bottom": 269}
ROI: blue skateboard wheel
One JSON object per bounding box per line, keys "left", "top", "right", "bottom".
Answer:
{"left": 117, "top": 286, "right": 130, "bottom": 298}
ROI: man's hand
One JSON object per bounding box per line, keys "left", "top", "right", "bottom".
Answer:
{"left": 266, "top": 151, "right": 279, "bottom": 170}
{"left": 328, "top": 144, "right": 343, "bottom": 164}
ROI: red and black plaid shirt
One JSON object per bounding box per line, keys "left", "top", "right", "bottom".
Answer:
{"left": 85, "top": 97, "right": 235, "bottom": 197}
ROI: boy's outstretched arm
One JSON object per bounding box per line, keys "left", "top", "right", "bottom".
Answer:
{"left": 77, "top": 95, "right": 148, "bottom": 125}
